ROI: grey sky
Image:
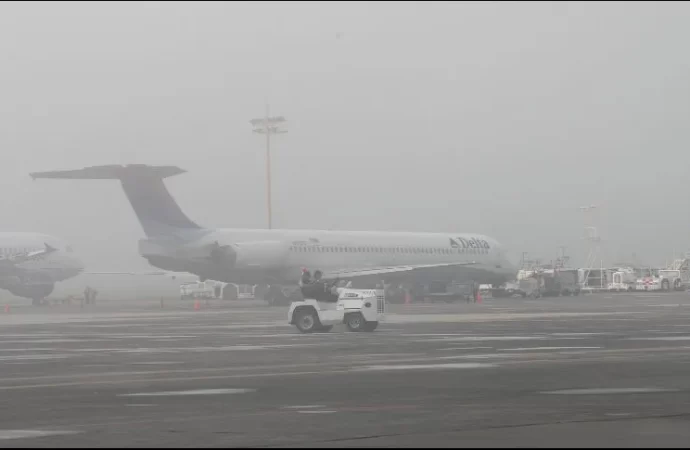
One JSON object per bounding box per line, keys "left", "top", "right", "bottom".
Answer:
{"left": 1, "top": 1, "right": 689, "bottom": 272}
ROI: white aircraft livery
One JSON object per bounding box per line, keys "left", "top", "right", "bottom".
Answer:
{"left": 30, "top": 165, "right": 516, "bottom": 304}
{"left": 0, "top": 232, "right": 84, "bottom": 304}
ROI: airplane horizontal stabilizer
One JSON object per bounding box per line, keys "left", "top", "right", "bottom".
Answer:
{"left": 30, "top": 164, "right": 186, "bottom": 181}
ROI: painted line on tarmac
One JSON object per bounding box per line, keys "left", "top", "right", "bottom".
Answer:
{"left": 499, "top": 347, "right": 602, "bottom": 352}
{"left": 0, "top": 430, "right": 80, "bottom": 440}
{"left": 542, "top": 388, "right": 678, "bottom": 395}
{"left": 119, "top": 388, "right": 256, "bottom": 397}
{"left": 353, "top": 363, "right": 497, "bottom": 371}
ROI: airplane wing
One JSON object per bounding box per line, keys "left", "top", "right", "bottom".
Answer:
{"left": 318, "top": 261, "right": 479, "bottom": 281}
{"left": 81, "top": 270, "right": 195, "bottom": 280}
{"left": 84, "top": 271, "right": 171, "bottom": 276}
{"left": 0, "top": 243, "right": 58, "bottom": 268}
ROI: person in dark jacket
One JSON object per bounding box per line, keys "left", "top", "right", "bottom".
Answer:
{"left": 301, "top": 269, "right": 312, "bottom": 286}
{"left": 83, "top": 286, "right": 92, "bottom": 305}
{"left": 472, "top": 281, "right": 480, "bottom": 303}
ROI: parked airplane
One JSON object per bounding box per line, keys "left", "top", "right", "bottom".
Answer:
{"left": 0, "top": 232, "right": 84, "bottom": 305}
{"left": 30, "top": 165, "right": 516, "bottom": 305}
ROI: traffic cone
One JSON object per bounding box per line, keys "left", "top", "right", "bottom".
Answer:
{"left": 4, "top": 305, "right": 9, "bottom": 313}
{"left": 477, "top": 292, "right": 482, "bottom": 304}
{"left": 194, "top": 300, "right": 201, "bottom": 311}
{"left": 404, "top": 290, "right": 412, "bottom": 305}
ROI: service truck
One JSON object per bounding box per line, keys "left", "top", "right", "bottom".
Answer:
{"left": 635, "top": 259, "right": 690, "bottom": 292}
{"left": 555, "top": 269, "right": 581, "bottom": 296}
{"left": 608, "top": 268, "right": 637, "bottom": 292}
{"left": 657, "top": 268, "right": 690, "bottom": 291}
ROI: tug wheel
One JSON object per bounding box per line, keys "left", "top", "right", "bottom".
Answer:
{"left": 294, "top": 308, "right": 319, "bottom": 333}
{"left": 345, "top": 313, "right": 365, "bottom": 332}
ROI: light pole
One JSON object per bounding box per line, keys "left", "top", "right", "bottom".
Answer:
{"left": 250, "top": 105, "right": 287, "bottom": 229}
{"left": 580, "top": 204, "right": 602, "bottom": 289}
{"left": 558, "top": 246, "right": 568, "bottom": 268}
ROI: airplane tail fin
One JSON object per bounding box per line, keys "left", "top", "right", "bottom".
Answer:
{"left": 30, "top": 164, "right": 202, "bottom": 238}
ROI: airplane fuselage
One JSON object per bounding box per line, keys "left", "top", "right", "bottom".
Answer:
{"left": 139, "top": 228, "right": 516, "bottom": 287}
{"left": 0, "top": 233, "right": 84, "bottom": 301}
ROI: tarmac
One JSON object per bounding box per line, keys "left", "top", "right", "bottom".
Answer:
{"left": 1, "top": 292, "right": 690, "bottom": 447}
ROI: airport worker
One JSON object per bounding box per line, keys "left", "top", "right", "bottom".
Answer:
{"left": 300, "top": 269, "right": 311, "bottom": 286}
{"left": 472, "top": 281, "right": 480, "bottom": 303}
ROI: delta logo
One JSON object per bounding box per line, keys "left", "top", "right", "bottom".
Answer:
{"left": 449, "top": 237, "right": 490, "bottom": 249}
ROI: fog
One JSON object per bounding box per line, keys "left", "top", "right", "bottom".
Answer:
{"left": 1, "top": 1, "right": 689, "bottom": 280}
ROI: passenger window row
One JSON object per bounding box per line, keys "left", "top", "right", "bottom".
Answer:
{"left": 289, "top": 246, "right": 488, "bottom": 255}
{"left": 0, "top": 248, "right": 36, "bottom": 255}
